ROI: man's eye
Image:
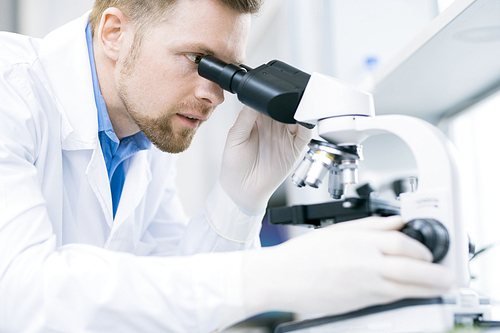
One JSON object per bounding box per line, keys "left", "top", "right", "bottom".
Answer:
{"left": 186, "top": 54, "right": 203, "bottom": 64}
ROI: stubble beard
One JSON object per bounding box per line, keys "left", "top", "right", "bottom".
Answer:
{"left": 130, "top": 105, "right": 195, "bottom": 154}
{"left": 129, "top": 101, "right": 211, "bottom": 154}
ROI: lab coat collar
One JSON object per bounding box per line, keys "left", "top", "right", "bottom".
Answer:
{"left": 38, "top": 12, "right": 97, "bottom": 150}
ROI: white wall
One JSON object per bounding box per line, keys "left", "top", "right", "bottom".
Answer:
{"left": 0, "top": 0, "right": 17, "bottom": 32}
{"left": 17, "top": 0, "right": 94, "bottom": 37}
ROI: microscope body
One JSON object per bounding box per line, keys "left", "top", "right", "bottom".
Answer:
{"left": 282, "top": 72, "right": 490, "bottom": 332}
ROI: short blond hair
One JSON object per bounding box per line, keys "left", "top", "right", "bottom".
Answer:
{"left": 89, "top": 0, "right": 262, "bottom": 37}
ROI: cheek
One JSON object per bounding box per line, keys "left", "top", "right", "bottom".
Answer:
{"left": 130, "top": 62, "right": 172, "bottom": 96}
{"left": 168, "top": 56, "right": 201, "bottom": 81}
{"left": 121, "top": 51, "right": 200, "bottom": 110}
{"left": 138, "top": 54, "right": 196, "bottom": 88}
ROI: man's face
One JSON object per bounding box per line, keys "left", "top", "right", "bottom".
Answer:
{"left": 116, "top": 0, "right": 250, "bottom": 153}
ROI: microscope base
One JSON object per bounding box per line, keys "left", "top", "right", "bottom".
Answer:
{"left": 275, "top": 289, "right": 491, "bottom": 333}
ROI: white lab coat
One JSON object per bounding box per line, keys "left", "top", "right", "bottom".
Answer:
{"left": 0, "top": 13, "right": 263, "bottom": 333}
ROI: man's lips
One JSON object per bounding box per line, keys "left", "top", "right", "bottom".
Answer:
{"left": 176, "top": 113, "right": 206, "bottom": 128}
{"left": 178, "top": 113, "right": 207, "bottom": 121}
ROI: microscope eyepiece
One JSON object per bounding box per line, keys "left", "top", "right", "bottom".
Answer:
{"left": 198, "top": 55, "right": 311, "bottom": 125}
{"left": 198, "top": 55, "right": 248, "bottom": 93}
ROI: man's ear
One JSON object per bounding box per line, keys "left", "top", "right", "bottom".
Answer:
{"left": 97, "top": 7, "right": 130, "bottom": 62}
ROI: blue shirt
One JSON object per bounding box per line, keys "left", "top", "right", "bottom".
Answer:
{"left": 85, "top": 23, "right": 151, "bottom": 218}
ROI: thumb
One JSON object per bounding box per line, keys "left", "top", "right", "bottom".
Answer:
{"left": 226, "top": 106, "right": 259, "bottom": 145}
{"left": 330, "top": 215, "right": 405, "bottom": 231}
{"left": 292, "top": 123, "right": 313, "bottom": 152}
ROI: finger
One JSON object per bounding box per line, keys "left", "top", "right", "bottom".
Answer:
{"left": 378, "top": 256, "right": 455, "bottom": 289}
{"left": 226, "top": 106, "right": 259, "bottom": 144}
{"left": 376, "top": 230, "right": 434, "bottom": 262}
{"left": 291, "top": 124, "right": 312, "bottom": 151}
{"left": 331, "top": 215, "right": 405, "bottom": 231}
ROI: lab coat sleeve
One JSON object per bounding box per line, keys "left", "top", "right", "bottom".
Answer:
{"left": 144, "top": 152, "right": 264, "bottom": 256}
{"left": 0, "top": 64, "right": 251, "bottom": 332}
{"left": 177, "top": 181, "right": 264, "bottom": 255}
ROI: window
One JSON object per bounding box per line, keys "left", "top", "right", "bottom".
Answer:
{"left": 448, "top": 89, "right": 500, "bottom": 305}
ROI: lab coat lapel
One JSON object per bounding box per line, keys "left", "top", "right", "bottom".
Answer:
{"left": 39, "top": 12, "right": 114, "bottom": 227}
{"left": 111, "top": 150, "right": 152, "bottom": 233}
{"left": 86, "top": 141, "right": 114, "bottom": 226}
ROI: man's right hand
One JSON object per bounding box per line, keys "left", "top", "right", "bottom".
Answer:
{"left": 242, "top": 215, "right": 455, "bottom": 316}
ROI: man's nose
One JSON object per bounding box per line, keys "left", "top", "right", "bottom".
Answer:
{"left": 195, "top": 78, "right": 225, "bottom": 107}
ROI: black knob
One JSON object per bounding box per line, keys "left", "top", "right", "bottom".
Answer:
{"left": 400, "top": 219, "right": 449, "bottom": 263}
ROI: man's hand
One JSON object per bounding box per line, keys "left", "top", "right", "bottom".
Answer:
{"left": 242, "top": 216, "right": 455, "bottom": 316}
{"left": 220, "top": 106, "right": 312, "bottom": 214}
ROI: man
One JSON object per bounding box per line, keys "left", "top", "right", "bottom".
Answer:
{"left": 0, "top": 0, "right": 454, "bottom": 332}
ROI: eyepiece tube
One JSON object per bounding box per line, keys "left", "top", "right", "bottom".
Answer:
{"left": 198, "top": 55, "right": 311, "bottom": 125}
{"left": 198, "top": 56, "right": 227, "bottom": 83}
{"left": 198, "top": 55, "right": 248, "bottom": 93}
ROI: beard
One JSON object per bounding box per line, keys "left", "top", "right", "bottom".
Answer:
{"left": 126, "top": 99, "right": 212, "bottom": 154}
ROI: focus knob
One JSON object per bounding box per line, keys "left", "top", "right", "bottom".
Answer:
{"left": 401, "top": 219, "right": 449, "bottom": 263}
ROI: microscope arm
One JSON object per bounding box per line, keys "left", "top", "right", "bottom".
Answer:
{"left": 294, "top": 72, "right": 469, "bottom": 287}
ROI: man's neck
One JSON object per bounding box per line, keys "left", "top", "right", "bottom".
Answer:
{"left": 92, "top": 39, "right": 140, "bottom": 140}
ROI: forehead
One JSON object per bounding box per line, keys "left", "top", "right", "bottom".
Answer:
{"left": 153, "top": 0, "right": 251, "bottom": 64}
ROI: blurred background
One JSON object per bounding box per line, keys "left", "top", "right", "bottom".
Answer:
{"left": 2, "top": 0, "right": 500, "bottom": 331}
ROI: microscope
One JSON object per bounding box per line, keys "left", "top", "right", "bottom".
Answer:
{"left": 198, "top": 56, "right": 492, "bottom": 332}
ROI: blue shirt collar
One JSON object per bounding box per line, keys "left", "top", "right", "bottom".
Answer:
{"left": 85, "top": 23, "right": 119, "bottom": 145}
